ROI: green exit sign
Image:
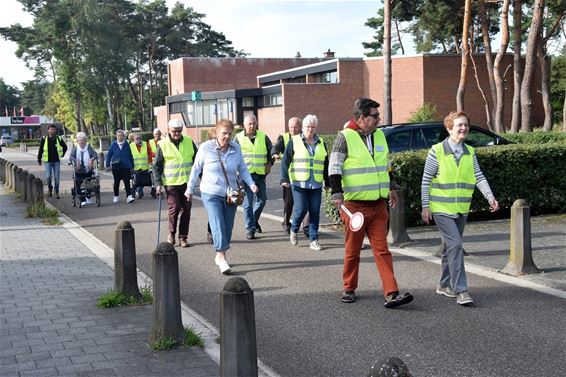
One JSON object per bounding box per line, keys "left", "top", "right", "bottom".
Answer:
{"left": 191, "top": 91, "right": 202, "bottom": 101}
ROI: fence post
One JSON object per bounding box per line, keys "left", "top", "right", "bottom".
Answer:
{"left": 501, "top": 199, "right": 540, "bottom": 276}
{"left": 387, "top": 187, "right": 412, "bottom": 245}
{"left": 99, "top": 151, "right": 105, "bottom": 171}
{"left": 149, "top": 242, "right": 184, "bottom": 345}
{"left": 113, "top": 221, "right": 142, "bottom": 300}
{"left": 220, "top": 277, "right": 257, "bottom": 377}
{"left": 367, "top": 356, "right": 411, "bottom": 377}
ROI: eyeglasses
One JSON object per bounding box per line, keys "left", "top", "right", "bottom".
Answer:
{"left": 135, "top": 137, "right": 142, "bottom": 140}
{"left": 365, "top": 112, "right": 380, "bottom": 119}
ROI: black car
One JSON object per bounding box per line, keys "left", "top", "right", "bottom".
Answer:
{"left": 379, "top": 122, "right": 511, "bottom": 152}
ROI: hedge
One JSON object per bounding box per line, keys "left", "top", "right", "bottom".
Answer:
{"left": 323, "top": 143, "right": 566, "bottom": 227}
{"left": 504, "top": 131, "right": 566, "bottom": 145}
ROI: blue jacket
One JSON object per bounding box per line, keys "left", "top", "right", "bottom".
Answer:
{"left": 105, "top": 141, "right": 134, "bottom": 170}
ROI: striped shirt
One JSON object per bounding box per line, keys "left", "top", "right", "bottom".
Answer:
{"left": 421, "top": 140, "right": 494, "bottom": 217}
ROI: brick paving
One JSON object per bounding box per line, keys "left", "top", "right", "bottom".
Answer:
{"left": 0, "top": 185, "right": 219, "bottom": 377}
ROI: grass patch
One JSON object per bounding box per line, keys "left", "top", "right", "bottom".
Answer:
{"left": 152, "top": 326, "right": 204, "bottom": 350}
{"left": 96, "top": 286, "right": 152, "bottom": 308}
{"left": 26, "top": 201, "right": 61, "bottom": 225}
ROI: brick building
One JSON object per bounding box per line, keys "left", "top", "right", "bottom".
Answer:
{"left": 155, "top": 54, "right": 543, "bottom": 143}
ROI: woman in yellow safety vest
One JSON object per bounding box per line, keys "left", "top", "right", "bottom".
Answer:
{"left": 421, "top": 111, "right": 499, "bottom": 306}
{"left": 280, "top": 114, "right": 329, "bottom": 251}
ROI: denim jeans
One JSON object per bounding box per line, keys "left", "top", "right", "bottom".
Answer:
{"left": 290, "top": 186, "right": 322, "bottom": 241}
{"left": 44, "top": 161, "right": 61, "bottom": 193}
{"left": 202, "top": 192, "right": 237, "bottom": 252}
{"left": 433, "top": 213, "right": 468, "bottom": 293}
{"left": 242, "top": 173, "right": 267, "bottom": 231}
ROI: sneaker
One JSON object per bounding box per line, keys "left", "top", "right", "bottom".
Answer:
{"left": 179, "top": 238, "right": 190, "bottom": 248}
{"left": 127, "top": 195, "right": 135, "bottom": 203}
{"left": 255, "top": 223, "right": 262, "bottom": 233}
{"left": 310, "top": 240, "right": 322, "bottom": 251}
{"left": 456, "top": 291, "right": 474, "bottom": 305}
{"left": 284, "top": 225, "right": 290, "bottom": 235}
{"left": 81, "top": 201, "right": 87, "bottom": 206}
{"left": 167, "top": 233, "right": 175, "bottom": 245}
{"left": 113, "top": 196, "right": 119, "bottom": 203}
{"left": 48, "top": 189, "right": 53, "bottom": 198}
{"left": 341, "top": 290, "right": 356, "bottom": 303}
{"left": 436, "top": 285, "right": 457, "bottom": 298}
{"left": 55, "top": 192, "right": 60, "bottom": 199}
{"left": 290, "top": 231, "right": 298, "bottom": 246}
{"left": 218, "top": 261, "right": 231, "bottom": 274}
{"left": 384, "top": 292, "right": 414, "bottom": 308}
{"left": 85, "top": 197, "right": 92, "bottom": 205}
{"left": 246, "top": 231, "right": 256, "bottom": 240}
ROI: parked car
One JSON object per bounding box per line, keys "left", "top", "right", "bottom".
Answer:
{"left": 0, "top": 135, "right": 14, "bottom": 146}
{"left": 380, "top": 122, "right": 511, "bottom": 152}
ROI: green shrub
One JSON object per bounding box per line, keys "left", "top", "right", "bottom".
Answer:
{"left": 407, "top": 102, "right": 440, "bottom": 123}
{"left": 504, "top": 131, "right": 566, "bottom": 144}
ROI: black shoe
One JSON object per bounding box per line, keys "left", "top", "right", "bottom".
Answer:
{"left": 55, "top": 192, "right": 60, "bottom": 199}
{"left": 341, "top": 291, "right": 356, "bottom": 303}
{"left": 48, "top": 189, "right": 52, "bottom": 198}
{"left": 384, "top": 292, "right": 413, "bottom": 308}
{"left": 284, "top": 225, "right": 290, "bottom": 235}
{"left": 303, "top": 228, "right": 309, "bottom": 237}
{"left": 255, "top": 223, "right": 262, "bottom": 233}
{"left": 246, "top": 231, "right": 256, "bottom": 240}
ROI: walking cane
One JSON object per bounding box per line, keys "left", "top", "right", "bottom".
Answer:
{"left": 156, "top": 189, "right": 162, "bottom": 246}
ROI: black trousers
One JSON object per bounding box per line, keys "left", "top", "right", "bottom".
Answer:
{"left": 112, "top": 168, "right": 131, "bottom": 197}
{"left": 282, "top": 185, "right": 294, "bottom": 227}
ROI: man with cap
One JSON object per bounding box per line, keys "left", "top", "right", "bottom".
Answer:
{"left": 234, "top": 114, "right": 274, "bottom": 239}
{"left": 153, "top": 119, "right": 197, "bottom": 247}
{"left": 148, "top": 128, "right": 162, "bottom": 160}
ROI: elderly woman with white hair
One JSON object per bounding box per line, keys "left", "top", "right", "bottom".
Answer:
{"left": 105, "top": 129, "right": 135, "bottom": 204}
{"left": 69, "top": 132, "right": 98, "bottom": 206}
{"left": 280, "top": 114, "right": 329, "bottom": 251}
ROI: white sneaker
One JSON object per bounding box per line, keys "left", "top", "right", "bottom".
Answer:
{"left": 81, "top": 201, "right": 87, "bottom": 206}
{"left": 290, "top": 231, "right": 298, "bottom": 246}
{"left": 126, "top": 195, "right": 135, "bottom": 203}
{"left": 85, "top": 198, "right": 92, "bottom": 205}
{"left": 113, "top": 196, "right": 119, "bottom": 203}
{"left": 310, "top": 240, "right": 322, "bottom": 251}
{"left": 218, "top": 261, "right": 231, "bottom": 274}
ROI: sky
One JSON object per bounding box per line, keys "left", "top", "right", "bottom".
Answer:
{"left": 0, "top": 0, "right": 393, "bottom": 89}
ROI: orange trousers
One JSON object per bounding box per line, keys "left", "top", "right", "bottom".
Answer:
{"left": 340, "top": 199, "right": 399, "bottom": 298}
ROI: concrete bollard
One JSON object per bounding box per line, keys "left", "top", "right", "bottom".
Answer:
{"left": 220, "top": 277, "right": 258, "bottom": 377}
{"left": 15, "top": 167, "right": 23, "bottom": 196}
{"left": 0, "top": 158, "right": 5, "bottom": 183}
{"left": 26, "top": 174, "right": 34, "bottom": 203}
{"left": 21, "top": 170, "right": 29, "bottom": 202}
{"left": 149, "top": 242, "right": 184, "bottom": 345}
{"left": 367, "top": 356, "right": 412, "bottom": 377}
{"left": 501, "top": 199, "right": 540, "bottom": 276}
{"left": 113, "top": 221, "right": 142, "bottom": 300}
{"left": 387, "top": 187, "right": 412, "bottom": 245}
{"left": 10, "top": 164, "right": 17, "bottom": 191}
{"left": 5, "top": 161, "right": 11, "bottom": 188}
{"left": 99, "top": 151, "right": 105, "bottom": 171}
{"left": 32, "top": 178, "right": 44, "bottom": 203}
{"left": 19, "top": 142, "right": 28, "bottom": 152}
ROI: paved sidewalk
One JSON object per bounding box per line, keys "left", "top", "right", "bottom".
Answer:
{"left": 0, "top": 185, "right": 219, "bottom": 377}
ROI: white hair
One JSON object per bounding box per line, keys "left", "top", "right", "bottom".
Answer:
{"left": 243, "top": 114, "right": 257, "bottom": 123}
{"left": 153, "top": 128, "right": 162, "bottom": 134}
{"left": 76, "top": 132, "right": 87, "bottom": 141}
{"left": 116, "top": 129, "right": 125, "bottom": 137}
{"left": 168, "top": 119, "right": 183, "bottom": 129}
{"left": 302, "top": 114, "right": 318, "bottom": 128}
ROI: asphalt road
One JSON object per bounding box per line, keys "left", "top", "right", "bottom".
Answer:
{"left": 4, "top": 149, "right": 566, "bottom": 377}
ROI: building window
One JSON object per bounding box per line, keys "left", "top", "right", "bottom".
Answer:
{"left": 242, "top": 97, "right": 254, "bottom": 108}
{"left": 261, "top": 93, "right": 282, "bottom": 107}
{"left": 312, "top": 70, "right": 338, "bottom": 83}
{"left": 284, "top": 76, "right": 306, "bottom": 83}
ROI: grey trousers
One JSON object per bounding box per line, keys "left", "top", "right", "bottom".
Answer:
{"left": 433, "top": 213, "right": 468, "bottom": 293}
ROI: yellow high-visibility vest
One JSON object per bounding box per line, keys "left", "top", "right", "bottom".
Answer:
{"left": 429, "top": 142, "right": 476, "bottom": 214}
{"left": 42, "top": 135, "right": 64, "bottom": 161}
{"left": 129, "top": 141, "right": 149, "bottom": 170}
{"left": 159, "top": 137, "right": 195, "bottom": 185}
{"left": 288, "top": 135, "right": 326, "bottom": 183}
{"left": 341, "top": 128, "right": 390, "bottom": 201}
{"left": 236, "top": 130, "right": 267, "bottom": 174}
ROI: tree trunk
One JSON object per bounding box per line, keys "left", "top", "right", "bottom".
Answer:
{"left": 493, "top": 0, "right": 510, "bottom": 134}
{"left": 383, "top": 0, "right": 392, "bottom": 125}
{"left": 520, "top": 0, "right": 545, "bottom": 132}
{"left": 105, "top": 85, "right": 114, "bottom": 132}
{"left": 148, "top": 45, "right": 155, "bottom": 129}
{"left": 510, "top": 0, "right": 522, "bottom": 133}
{"left": 563, "top": 90, "right": 566, "bottom": 132}
{"left": 456, "top": 0, "right": 472, "bottom": 112}
{"left": 480, "top": 0, "right": 496, "bottom": 131}
{"left": 394, "top": 18, "right": 405, "bottom": 55}
{"left": 537, "top": 44, "right": 553, "bottom": 131}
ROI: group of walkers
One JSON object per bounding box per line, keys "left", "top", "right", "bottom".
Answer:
{"left": 36, "top": 96, "right": 499, "bottom": 308}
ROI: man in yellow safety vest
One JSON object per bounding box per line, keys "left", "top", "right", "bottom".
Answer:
{"left": 130, "top": 133, "right": 152, "bottom": 199}
{"left": 37, "top": 124, "right": 67, "bottom": 199}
